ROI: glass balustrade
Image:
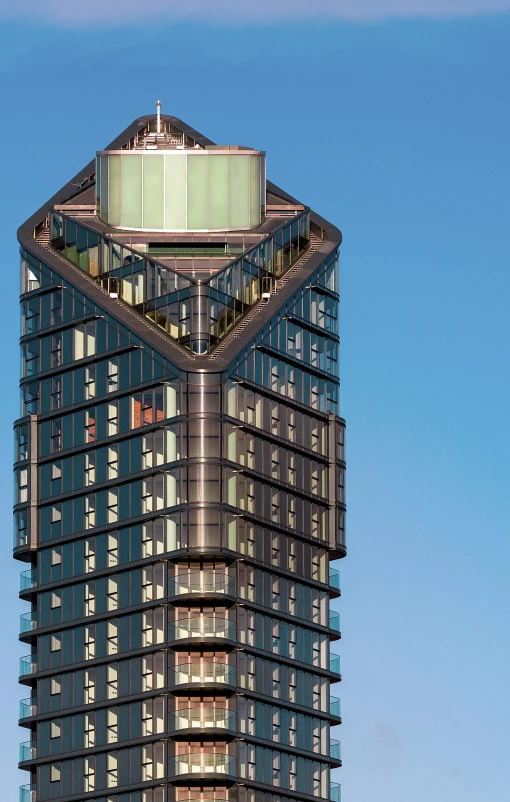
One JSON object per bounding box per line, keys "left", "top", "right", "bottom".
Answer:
{"left": 168, "top": 574, "right": 235, "bottom": 597}
{"left": 170, "top": 662, "right": 235, "bottom": 686}
{"left": 169, "top": 618, "right": 235, "bottom": 641}
{"left": 20, "top": 612, "right": 37, "bottom": 635}
{"left": 169, "top": 707, "right": 235, "bottom": 731}
{"left": 330, "top": 696, "right": 341, "bottom": 719}
{"left": 20, "top": 570, "right": 37, "bottom": 593}
{"left": 330, "top": 653, "right": 341, "bottom": 676}
{"left": 19, "top": 656, "right": 36, "bottom": 677}
{"left": 169, "top": 753, "right": 235, "bottom": 776}
{"left": 19, "top": 742, "right": 36, "bottom": 762}
{"left": 331, "top": 781, "right": 341, "bottom": 802}
{"left": 329, "top": 567, "right": 341, "bottom": 592}
{"left": 19, "top": 698, "right": 36, "bottom": 719}
{"left": 19, "top": 785, "right": 36, "bottom": 802}
{"left": 330, "top": 739, "right": 342, "bottom": 761}
{"left": 329, "top": 611, "right": 341, "bottom": 633}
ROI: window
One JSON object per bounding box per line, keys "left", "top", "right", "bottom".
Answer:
{"left": 107, "top": 533, "right": 118, "bottom": 567}
{"left": 288, "top": 625, "right": 297, "bottom": 659}
{"left": 107, "top": 577, "right": 118, "bottom": 611}
{"left": 74, "top": 322, "right": 96, "bottom": 361}
{"left": 107, "top": 489, "right": 118, "bottom": 523}
{"left": 107, "top": 709, "right": 118, "bottom": 744}
{"left": 272, "top": 620, "right": 280, "bottom": 654}
{"left": 142, "top": 653, "right": 165, "bottom": 692}
{"left": 142, "top": 698, "right": 164, "bottom": 736}
{"left": 50, "top": 720, "right": 61, "bottom": 739}
{"left": 50, "top": 633, "right": 61, "bottom": 652}
{"left": 107, "top": 621, "right": 118, "bottom": 655}
{"left": 107, "top": 402, "right": 118, "bottom": 436}
{"left": 84, "top": 713, "right": 95, "bottom": 747}
{"left": 84, "top": 757, "right": 95, "bottom": 792}
{"left": 107, "top": 358, "right": 118, "bottom": 393}
{"left": 107, "top": 445, "right": 118, "bottom": 480}
{"left": 50, "top": 289, "right": 62, "bottom": 326}
{"left": 288, "top": 497, "right": 296, "bottom": 529}
{"left": 51, "top": 590, "right": 61, "bottom": 609}
{"left": 84, "top": 626, "right": 95, "bottom": 660}
{"left": 85, "top": 538, "right": 95, "bottom": 573}
{"left": 18, "top": 468, "right": 28, "bottom": 503}
{"left": 84, "top": 495, "right": 96, "bottom": 529}
{"left": 50, "top": 333, "right": 62, "bottom": 368}
{"left": 84, "top": 452, "right": 96, "bottom": 486}
{"left": 85, "top": 409, "right": 96, "bottom": 443}
{"left": 107, "top": 664, "right": 118, "bottom": 699}
{"left": 51, "top": 418, "right": 62, "bottom": 453}
{"left": 142, "top": 743, "right": 164, "bottom": 781}
{"left": 107, "top": 752, "right": 118, "bottom": 787}
{"left": 84, "top": 669, "right": 95, "bottom": 704}
{"left": 50, "top": 676, "right": 61, "bottom": 695}
{"left": 85, "top": 582, "right": 95, "bottom": 616}
{"left": 50, "top": 764, "right": 61, "bottom": 783}
{"left": 84, "top": 365, "right": 96, "bottom": 400}
{"left": 51, "top": 377, "right": 61, "bottom": 410}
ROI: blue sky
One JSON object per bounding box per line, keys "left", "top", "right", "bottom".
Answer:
{"left": 0, "top": 9, "right": 509, "bottom": 802}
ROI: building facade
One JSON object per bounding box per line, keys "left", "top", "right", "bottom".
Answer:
{"left": 15, "top": 113, "right": 346, "bottom": 802}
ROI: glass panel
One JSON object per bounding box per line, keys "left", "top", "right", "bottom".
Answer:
{"left": 229, "top": 155, "right": 250, "bottom": 229}
{"left": 209, "top": 155, "right": 229, "bottom": 230}
{"left": 187, "top": 154, "right": 209, "bottom": 230}
{"left": 249, "top": 155, "right": 262, "bottom": 227}
{"left": 121, "top": 154, "right": 143, "bottom": 228}
{"left": 143, "top": 155, "right": 164, "bottom": 229}
{"left": 164, "top": 154, "right": 187, "bottom": 230}
{"left": 107, "top": 155, "right": 121, "bottom": 225}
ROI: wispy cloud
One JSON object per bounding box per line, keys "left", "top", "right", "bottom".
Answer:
{"left": 1, "top": 0, "right": 510, "bottom": 26}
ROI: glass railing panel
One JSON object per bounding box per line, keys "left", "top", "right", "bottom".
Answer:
{"left": 169, "top": 574, "right": 235, "bottom": 596}
{"left": 329, "top": 653, "right": 341, "bottom": 675}
{"left": 20, "top": 570, "right": 37, "bottom": 592}
{"left": 169, "top": 618, "right": 235, "bottom": 641}
{"left": 331, "top": 781, "right": 341, "bottom": 802}
{"left": 19, "top": 785, "right": 36, "bottom": 802}
{"left": 19, "top": 698, "right": 36, "bottom": 719}
{"left": 329, "top": 611, "right": 341, "bottom": 633}
{"left": 19, "top": 656, "right": 36, "bottom": 677}
{"left": 20, "top": 612, "right": 37, "bottom": 634}
{"left": 169, "top": 754, "right": 235, "bottom": 776}
{"left": 329, "top": 567, "right": 341, "bottom": 592}
{"left": 170, "top": 663, "right": 235, "bottom": 686}
{"left": 169, "top": 708, "right": 235, "bottom": 731}
{"left": 330, "top": 739, "right": 341, "bottom": 760}
{"left": 330, "top": 696, "right": 341, "bottom": 718}
{"left": 19, "top": 742, "right": 37, "bottom": 762}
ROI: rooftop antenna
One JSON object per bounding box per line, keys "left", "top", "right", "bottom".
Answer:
{"left": 156, "top": 100, "right": 161, "bottom": 134}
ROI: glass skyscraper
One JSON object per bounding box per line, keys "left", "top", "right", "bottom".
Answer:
{"left": 14, "top": 112, "right": 346, "bottom": 802}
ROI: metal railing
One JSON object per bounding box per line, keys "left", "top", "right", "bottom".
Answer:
{"left": 19, "top": 698, "right": 37, "bottom": 719}
{"left": 169, "top": 753, "right": 235, "bottom": 776}
{"left": 169, "top": 662, "right": 235, "bottom": 686}
{"left": 20, "top": 612, "right": 37, "bottom": 635}
{"left": 20, "top": 570, "right": 37, "bottom": 592}
{"left": 169, "top": 708, "right": 235, "bottom": 731}
{"left": 168, "top": 618, "right": 235, "bottom": 641}
{"left": 19, "top": 656, "right": 36, "bottom": 677}
{"left": 168, "top": 574, "right": 235, "bottom": 597}
{"left": 19, "top": 742, "right": 36, "bottom": 762}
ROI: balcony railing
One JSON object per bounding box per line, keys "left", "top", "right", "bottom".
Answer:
{"left": 19, "top": 698, "right": 37, "bottom": 720}
{"left": 19, "top": 785, "right": 36, "bottom": 802}
{"left": 170, "top": 662, "right": 235, "bottom": 686}
{"left": 19, "top": 656, "right": 36, "bottom": 677}
{"left": 330, "top": 653, "right": 341, "bottom": 676}
{"left": 169, "top": 618, "right": 235, "bottom": 641}
{"left": 331, "top": 781, "right": 341, "bottom": 802}
{"left": 169, "top": 753, "right": 235, "bottom": 776}
{"left": 20, "top": 570, "right": 37, "bottom": 593}
{"left": 330, "top": 739, "right": 342, "bottom": 761}
{"left": 20, "top": 612, "right": 37, "bottom": 635}
{"left": 19, "top": 742, "right": 36, "bottom": 762}
{"left": 329, "top": 567, "right": 341, "bottom": 592}
{"left": 329, "top": 611, "right": 341, "bottom": 633}
{"left": 170, "top": 708, "right": 235, "bottom": 731}
{"left": 168, "top": 574, "right": 235, "bottom": 597}
{"left": 330, "top": 695, "right": 341, "bottom": 718}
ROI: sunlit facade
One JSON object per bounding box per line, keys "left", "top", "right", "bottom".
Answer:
{"left": 15, "top": 113, "right": 346, "bottom": 802}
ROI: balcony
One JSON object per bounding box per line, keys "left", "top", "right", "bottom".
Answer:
{"left": 329, "top": 567, "right": 341, "bottom": 595}
{"left": 19, "top": 786, "right": 36, "bottom": 802}
{"left": 331, "top": 782, "right": 341, "bottom": 802}
{"left": 170, "top": 662, "right": 235, "bottom": 686}
{"left": 329, "top": 610, "right": 341, "bottom": 638}
{"left": 20, "top": 612, "right": 37, "bottom": 636}
{"left": 19, "top": 741, "right": 36, "bottom": 762}
{"left": 329, "top": 653, "right": 341, "bottom": 677}
{"left": 169, "top": 753, "right": 235, "bottom": 776}
{"left": 169, "top": 707, "right": 235, "bottom": 731}
{"left": 169, "top": 574, "right": 235, "bottom": 597}
{"left": 169, "top": 618, "right": 235, "bottom": 642}
{"left": 330, "top": 738, "right": 342, "bottom": 762}
{"left": 20, "top": 569, "right": 37, "bottom": 594}
{"left": 330, "top": 695, "right": 341, "bottom": 719}
{"left": 19, "top": 698, "right": 37, "bottom": 720}
{"left": 19, "top": 656, "right": 36, "bottom": 678}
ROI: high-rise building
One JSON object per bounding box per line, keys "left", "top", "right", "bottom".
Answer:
{"left": 14, "top": 111, "right": 346, "bottom": 802}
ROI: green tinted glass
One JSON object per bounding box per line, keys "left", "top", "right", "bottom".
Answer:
{"left": 143, "top": 155, "right": 164, "bottom": 230}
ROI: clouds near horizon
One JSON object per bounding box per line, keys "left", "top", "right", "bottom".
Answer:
{"left": 2, "top": 0, "right": 510, "bottom": 25}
